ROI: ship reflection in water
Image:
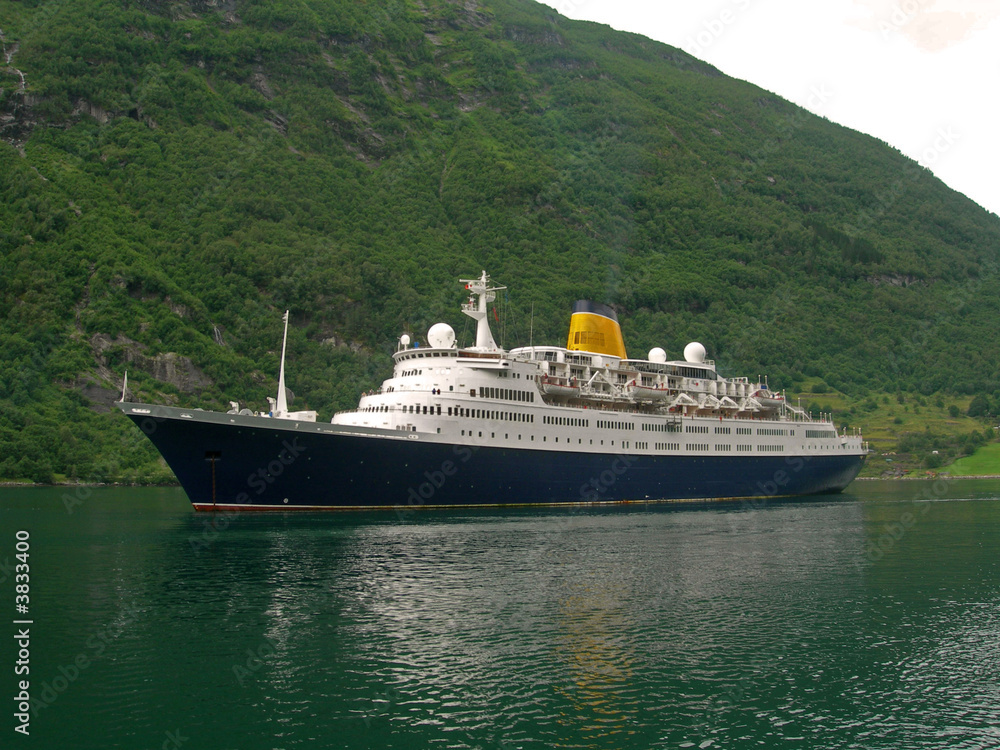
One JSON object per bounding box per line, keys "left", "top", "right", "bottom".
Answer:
{"left": 6, "top": 483, "right": 1000, "bottom": 748}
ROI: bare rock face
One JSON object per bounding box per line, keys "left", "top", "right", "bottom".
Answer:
{"left": 89, "top": 333, "right": 213, "bottom": 394}
{"left": 145, "top": 351, "right": 213, "bottom": 392}
{"left": 77, "top": 377, "right": 122, "bottom": 413}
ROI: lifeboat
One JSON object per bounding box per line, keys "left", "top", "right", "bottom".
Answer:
{"left": 752, "top": 388, "right": 785, "bottom": 409}
{"left": 540, "top": 375, "right": 580, "bottom": 399}
{"left": 627, "top": 382, "right": 671, "bottom": 402}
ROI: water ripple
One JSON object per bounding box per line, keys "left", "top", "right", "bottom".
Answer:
{"left": 5, "top": 485, "right": 1000, "bottom": 748}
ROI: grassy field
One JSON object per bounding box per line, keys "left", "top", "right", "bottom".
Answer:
{"left": 788, "top": 379, "right": 994, "bottom": 477}
{"left": 942, "top": 442, "right": 1000, "bottom": 476}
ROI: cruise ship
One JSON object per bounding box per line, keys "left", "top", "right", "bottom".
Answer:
{"left": 117, "top": 271, "right": 867, "bottom": 511}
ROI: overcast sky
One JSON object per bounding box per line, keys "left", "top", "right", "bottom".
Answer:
{"left": 535, "top": 0, "right": 999, "bottom": 217}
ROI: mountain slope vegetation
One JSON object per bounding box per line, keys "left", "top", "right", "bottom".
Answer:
{"left": 1, "top": 0, "right": 999, "bottom": 481}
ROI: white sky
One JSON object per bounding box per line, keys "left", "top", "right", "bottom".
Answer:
{"left": 536, "top": 0, "right": 1000, "bottom": 217}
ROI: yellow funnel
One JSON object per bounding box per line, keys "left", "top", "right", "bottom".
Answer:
{"left": 566, "top": 301, "right": 627, "bottom": 359}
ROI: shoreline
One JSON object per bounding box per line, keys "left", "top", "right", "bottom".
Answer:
{"left": 5, "top": 476, "right": 1000, "bottom": 489}
{"left": 0, "top": 481, "right": 180, "bottom": 488}
{"left": 856, "top": 474, "right": 1000, "bottom": 481}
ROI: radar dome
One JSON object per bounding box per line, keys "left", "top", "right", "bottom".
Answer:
{"left": 427, "top": 323, "right": 456, "bottom": 349}
{"left": 399, "top": 334, "right": 411, "bottom": 347}
{"left": 648, "top": 347, "right": 667, "bottom": 363}
{"left": 684, "top": 342, "right": 706, "bottom": 364}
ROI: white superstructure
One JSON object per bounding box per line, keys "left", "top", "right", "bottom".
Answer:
{"left": 332, "top": 272, "right": 867, "bottom": 460}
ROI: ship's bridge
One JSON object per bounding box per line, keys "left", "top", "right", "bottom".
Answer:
{"left": 509, "top": 346, "right": 621, "bottom": 370}
{"left": 392, "top": 348, "right": 460, "bottom": 364}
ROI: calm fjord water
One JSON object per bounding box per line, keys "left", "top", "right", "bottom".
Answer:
{"left": 2, "top": 481, "right": 999, "bottom": 749}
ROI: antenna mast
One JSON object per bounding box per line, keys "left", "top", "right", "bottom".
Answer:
{"left": 276, "top": 311, "right": 289, "bottom": 416}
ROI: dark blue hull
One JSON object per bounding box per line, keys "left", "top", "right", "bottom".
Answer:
{"left": 120, "top": 403, "right": 866, "bottom": 511}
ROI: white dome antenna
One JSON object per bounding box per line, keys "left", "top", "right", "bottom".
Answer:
{"left": 684, "top": 342, "right": 706, "bottom": 364}
{"left": 427, "top": 323, "right": 456, "bottom": 349}
{"left": 648, "top": 347, "right": 667, "bottom": 363}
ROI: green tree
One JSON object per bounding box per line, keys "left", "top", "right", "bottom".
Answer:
{"left": 967, "top": 394, "right": 990, "bottom": 418}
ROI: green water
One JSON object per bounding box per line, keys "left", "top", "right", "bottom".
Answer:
{"left": 1, "top": 481, "right": 998, "bottom": 749}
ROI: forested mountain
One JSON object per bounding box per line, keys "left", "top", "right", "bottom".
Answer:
{"left": 2, "top": 0, "right": 999, "bottom": 481}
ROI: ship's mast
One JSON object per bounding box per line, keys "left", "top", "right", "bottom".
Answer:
{"left": 460, "top": 271, "right": 506, "bottom": 352}
{"left": 276, "top": 310, "right": 289, "bottom": 416}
